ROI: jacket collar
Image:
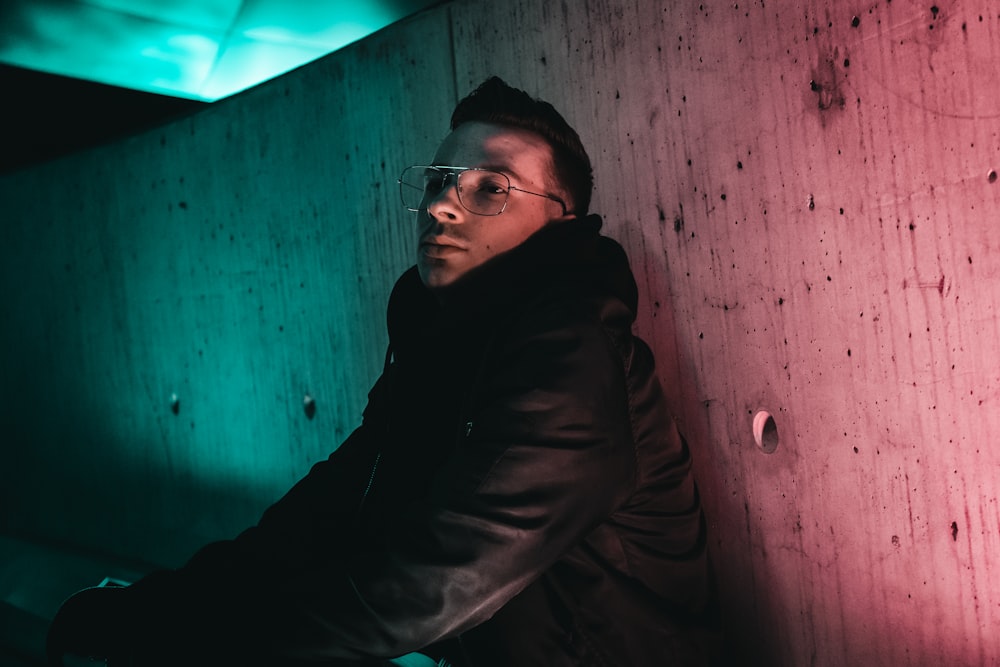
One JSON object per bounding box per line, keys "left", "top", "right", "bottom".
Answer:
{"left": 387, "top": 214, "right": 638, "bottom": 360}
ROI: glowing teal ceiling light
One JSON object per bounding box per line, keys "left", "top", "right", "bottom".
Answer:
{"left": 0, "top": 0, "right": 438, "bottom": 101}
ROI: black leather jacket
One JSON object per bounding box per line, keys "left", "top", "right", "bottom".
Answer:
{"left": 120, "top": 215, "right": 712, "bottom": 666}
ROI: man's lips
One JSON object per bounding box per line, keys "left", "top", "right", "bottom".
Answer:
{"left": 419, "top": 238, "right": 466, "bottom": 258}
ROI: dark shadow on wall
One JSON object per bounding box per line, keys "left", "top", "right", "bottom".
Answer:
{"left": 0, "top": 63, "right": 206, "bottom": 175}
{"left": 0, "top": 374, "right": 290, "bottom": 570}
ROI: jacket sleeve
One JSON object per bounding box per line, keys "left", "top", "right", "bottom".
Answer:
{"left": 244, "top": 302, "right": 642, "bottom": 661}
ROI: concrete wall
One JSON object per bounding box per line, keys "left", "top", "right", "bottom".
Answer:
{"left": 2, "top": 0, "right": 998, "bottom": 664}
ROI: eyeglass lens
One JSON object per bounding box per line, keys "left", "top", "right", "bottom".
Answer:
{"left": 399, "top": 166, "right": 510, "bottom": 216}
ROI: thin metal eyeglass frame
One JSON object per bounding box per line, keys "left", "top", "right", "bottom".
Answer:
{"left": 398, "top": 165, "right": 568, "bottom": 216}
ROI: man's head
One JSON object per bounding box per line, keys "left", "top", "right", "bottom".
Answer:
{"left": 449, "top": 78, "right": 593, "bottom": 217}
{"left": 405, "top": 78, "right": 593, "bottom": 289}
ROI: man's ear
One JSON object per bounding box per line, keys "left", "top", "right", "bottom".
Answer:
{"left": 550, "top": 187, "right": 576, "bottom": 222}
{"left": 552, "top": 196, "right": 577, "bottom": 222}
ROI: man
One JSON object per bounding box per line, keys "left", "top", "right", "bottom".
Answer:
{"left": 47, "top": 77, "right": 714, "bottom": 666}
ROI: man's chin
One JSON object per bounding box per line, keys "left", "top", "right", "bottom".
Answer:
{"left": 417, "top": 261, "right": 463, "bottom": 290}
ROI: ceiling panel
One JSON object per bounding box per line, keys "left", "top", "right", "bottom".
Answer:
{"left": 233, "top": 0, "right": 406, "bottom": 49}
{"left": 0, "top": 0, "right": 224, "bottom": 98}
{"left": 82, "top": 0, "right": 245, "bottom": 32}
{"left": 0, "top": 0, "right": 442, "bottom": 101}
{"left": 198, "top": 33, "right": 331, "bottom": 101}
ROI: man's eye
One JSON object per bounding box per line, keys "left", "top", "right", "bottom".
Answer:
{"left": 477, "top": 180, "right": 508, "bottom": 195}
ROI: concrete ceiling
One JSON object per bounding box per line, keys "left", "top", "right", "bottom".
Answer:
{"left": 0, "top": 0, "right": 440, "bottom": 101}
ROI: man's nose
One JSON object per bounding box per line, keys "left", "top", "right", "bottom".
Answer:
{"left": 426, "top": 177, "right": 463, "bottom": 219}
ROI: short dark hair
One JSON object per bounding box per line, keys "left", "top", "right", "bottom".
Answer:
{"left": 450, "top": 77, "right": 593, "bottom": 216}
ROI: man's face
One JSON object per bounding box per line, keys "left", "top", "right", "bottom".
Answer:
{"left": 415, "top": 122, "right": 568, "bottom": 289}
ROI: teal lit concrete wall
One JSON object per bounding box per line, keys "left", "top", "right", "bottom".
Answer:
{"left": 2, "top": 1, "right": 1000, "bottom": 664}
{"left": 0, "top": 11, "right": 454, "bottom": 566}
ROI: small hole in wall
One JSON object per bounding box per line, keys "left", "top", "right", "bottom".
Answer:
{"left": 753, "top": 410, "right": 779, "bottom": 453}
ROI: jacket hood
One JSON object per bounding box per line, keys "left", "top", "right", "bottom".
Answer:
{"left": 386, "top": 214, "right": 640, "bottom": 361}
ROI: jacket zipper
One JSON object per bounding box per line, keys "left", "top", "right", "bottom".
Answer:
{"left": 358, "top": 346, "right": 394, "bottom": 516}
{"left": 357, "top": 451, "right": 381, "bottom": 516}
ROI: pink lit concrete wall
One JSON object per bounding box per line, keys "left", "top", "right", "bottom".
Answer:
{"left": 521, "top": 2, "right": 999, "bottom": 664}
{"left": 1, "top": 0, "right": 997, "bottom": 664}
